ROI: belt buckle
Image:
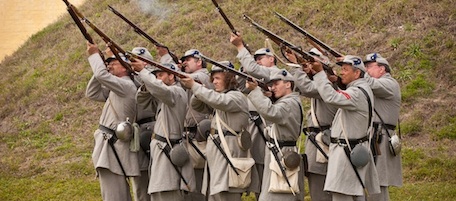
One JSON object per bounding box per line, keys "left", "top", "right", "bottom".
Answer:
{"left": 337, "top": 139, "right": 347, "bottom": 147}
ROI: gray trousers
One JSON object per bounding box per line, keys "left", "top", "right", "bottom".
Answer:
{"left": 131, "top": 170, "right": 149, "bottom": 201}
{"left": 331, "top": 192, "right": 365, "bottom": 201}
{"left": 150, "top": 190, "right": 184, "bottom": 201}
{"left": 308, "top": 173, "right": 332, "bottom": 201}
{"left": 184, "top": 168, "right": 206, "bottom": 201}
{"left": 208, "top": 192, "right": 242, "bottom": 201}
{"left": 369, "top": 186, "right": 390, "bottom": 201}
{"left": 97, "top": 168, "right": 132, "bottom": 201}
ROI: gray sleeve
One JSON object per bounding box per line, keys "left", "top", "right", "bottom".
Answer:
{"left": 314, "top": 71, "right": 362, "bottom": 111}
{"left": 365, "top": 75, "right": 396, "bottom": 99}
{"left": 138, "top": 68, "right": 177, "bottom": 106}
{"left": 236, "top": 47, "right": 273, "bottom": 82}
{"left": 292, "top": 69, "right": 321, "bottom": 98}
{"left": 191, "top": 84, "right": 245, "bottom": 112}
{"left": 247, "top": 87, "right": 287, "bottom": 124}
{"left": 87, "top": 54, "right": 132, "bottom": 97}
{"left": 85, "top": 75, "right": 109, "bottom": 102}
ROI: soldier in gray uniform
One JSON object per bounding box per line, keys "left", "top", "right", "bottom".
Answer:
{"left": 230, "top": 32, "right": 281, "bottom": 83}
{"left": 130, "top": 61, "right": 196, "bottom": 201}
{"left": 286, "top": 48, "right": 337, "bottom": 201}
{"left": 180, "top": 49, "right": 215, "bottom": 201}
{"left": 130, "top": 47, "right": 159, "bottom": 201}
{"left": 246, "top": 69, "right": 305, "bottom": 201}
{"left": 180, "top": 62, "right": 253, "bottom": 201}
{"left": 364, "top": 53, "right": 402, "bottom": 201}
{"left": 310, "top": 55, "right": 380, "bottom": 201}
{"left": 85, "top": 42, "right": 139, "bottom": 201}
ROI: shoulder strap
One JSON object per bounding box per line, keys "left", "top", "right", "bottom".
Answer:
{"left": 373, "top": 109, "right": 392, "bottom": 138}
{"left": 357, "top": 87, "right": 373, "bottom": 129}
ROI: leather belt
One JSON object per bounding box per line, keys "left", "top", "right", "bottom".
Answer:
{"left": 136, "top": 117, "right": 155, "bottom": 125}
{"left": 214, "top": 130, "right": 237, "bottom": 137}
{"left": 268, "top": 138, "right": 296, "bottom": 148}
{"left": 331, "top": 135, "right": 369, "bottom": 145}
{"left": 303, "top": 125, "right": 331, "bottom": 134}
{"left": 99, "top": 125, "right": 115, "bottom": 135}
{"left": 153, "top": 134, "right": 181, "bottom": 146}
{"left": 184, "top": 126, "right": 198, "bottom": 133}
{"left": 373, "top": 122, "right": 396, "bottom": 130}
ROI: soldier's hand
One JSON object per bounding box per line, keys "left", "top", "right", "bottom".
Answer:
{"left": 328, "top": 75, "right": 338, "bottom": 83}
{"left": 303, "top": 62, "right": 316, "bottom": 75}
{"left": 103, "top": 47, "right": 114, "bottom": 57}
{"left": 180, "top": 76, "right": 195, "bottom": 89}
{"left": 311, "top": 60, "right": 323, "bottom": 73}
{"left": 130, "top": 60, "right": 146, "bottom": 72}
{"left": 86, "top": 42, "right": 99, "bottom": 56}
{"left": 245, "top": 78, "right": 258, "bottom": 91}
{"left": 230, "top": 32, "right": 244, "bottom": 50}
{"left": 263, "top": 91, "right": 273, "bottom": 97}
{"left": 336, "top": 56, "right": 345, "bottom": 62}
{"left": 156, "top": 46, "right": 169, "bottom": 57}
{"left": 284, "top": 50, "right": 298, "bottom": 64}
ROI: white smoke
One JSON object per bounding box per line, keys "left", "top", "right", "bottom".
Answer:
{"left": 135, "top": 0, "right": 174, "bottom": 20}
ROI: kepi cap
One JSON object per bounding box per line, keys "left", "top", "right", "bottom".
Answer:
{"left": 269, "top": 69, "right": 294, "bottom": 83}
{"left": 131, "top": 47, "right": 153, "bottom": 61}
{"left": 336, "top": 55, "right": 366, "bottom": 72}
{"left": 211, "top": 61, "right": 234, "bottom": 73}
{"left": 308, "top": 48, "right": 329, "bottom": 63}
{"left": 364, "top": 53, "right": 391, "bottom": 72}
{"left": 254, "top": 48, "right": 274, "bottom": 60}
{"left": 152, "top": 63, "right": 179, "bottom": 74}
{"left": 105, "top": 53, "right": 129, "bottom": 64}
{"left": 363, "top": 53, "right": 383, "bottom": 64}
{"left": 180, "top": 49, "right": 201, "bottom": 61}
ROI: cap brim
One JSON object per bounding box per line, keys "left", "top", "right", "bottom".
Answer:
{"left": 105, "top": 57, "right": 117, "bottom": 63}
{"left": 363, "top": 60, "right": 375, "bottom": 64}
{"left": 336, "top": 61, "right": 352, "bottom": 66}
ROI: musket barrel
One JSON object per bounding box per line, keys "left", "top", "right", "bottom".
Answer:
{"left": 274, "top": 12, "right": 344, "bottom": 58}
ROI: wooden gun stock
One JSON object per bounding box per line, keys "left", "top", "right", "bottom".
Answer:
{"left": 81, "top": 17, "right": 135, "bottom": 74}
{"left": 211, "top": 0, "right": 251, "bottom": 53}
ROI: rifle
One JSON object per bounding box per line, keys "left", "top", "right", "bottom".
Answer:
{"left": 210, "top": 0, "right": 251, "bottom": 53}
{"left": 63, "top": 0, "right": 106, "bottom": 61}
{"left": 197, "top": 54, "right": 270, "bottom": 92}
{"left": 63, "top": 0, "right": 93, "bottom": 43}
{"left": 108, "top": 5, "right": 180, "bottom": 64}
{"left": 243, "top": 15, "right": 336, "bottom": 76}
{"left": 127, "top": 51, "right": 189, "bottom": 79}
{"left": 80, "top": 16, "right": 135, "bottom": 74}
{"left": 274, "top": 12, "right": 344, "bottom": 58}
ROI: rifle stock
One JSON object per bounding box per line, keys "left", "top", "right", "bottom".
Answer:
{"left": 243, "top": 15, "right": 335, "bottom": 76}
{"left": 210, "top": 0, "right": 251, "bottom": 53}
{"left": 62, "top": 0, "right": 107, "bottom": 61}
{"left": 108, "top": 5, "right": 180, "bottom": 64}
{"left": 81, "top": 17, "right": 135, "bottom": 74}
{"left": 127, "top": 51, "right": 188, "bottom": 79}
{"left": 274, "top": 12, "right": 344, "bottom": 58}
{"left": 198, "top": 54, "right": 270, "bottom": 91}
